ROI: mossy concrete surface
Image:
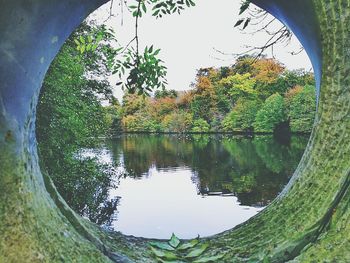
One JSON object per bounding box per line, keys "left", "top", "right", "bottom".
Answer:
{"left": 0, "top": 0, "right": 349, "bottom": 262}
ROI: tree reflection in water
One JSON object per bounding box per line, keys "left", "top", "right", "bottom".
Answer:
{"left": 58, "top": 134, "right": 308, "bottom": 231}
{"left": 108, "top": 134, "right": 308, "bottom": 207}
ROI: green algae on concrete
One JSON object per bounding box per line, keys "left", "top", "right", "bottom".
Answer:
{"left": 0, "top": 0, "right": 350, "bottom": 262}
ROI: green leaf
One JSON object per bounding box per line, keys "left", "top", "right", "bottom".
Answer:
{"left": 234, "top": 19, "right": 244, "bottom": 27}
{"left": 142, "top": 2, "right": 147, "bottom": 13}
{"left": 177, "top": 238, "right": 199, "bottom": 251}
{"left": 153, "top": 9, "right": 160, "bottom": 17}
{"left": 243, "top": 18, "right": 251, "bottom": 30}
{"left": 168, "top": 233, "right": 180, "bottom": 248}
{"left": 79, "top": 35, "right": 85, "bottom": 44}
{"left": 239, "top": 0, "right": 251, "bottom": 15}
{"left": 96, "top": 34, "right": 103, "bottom": 43}
{"left": 150, "top": 247, "right": 178, "bottom": 260}
{"left": 74, "top": 39, "right": 80, "bottom": 45}
{"left": 80, "top": 45, "right": 85, "bottom": 54}
{"left": 185, "top": 244, "right": 208, "bottom": 258}
{"left": 86, "top": 43, "right": 92, "bottom": 51}
{"left": 91, "top": 44, "right": 98, "bottom": 51}
{"left": 149, "top": 241, "right": 176, "bottom": 251}
{"left": 153, "top": 49, "right": 161, "bottom": 56}
{"left": 132, "top": 10, "right": 139, "bottom": 17}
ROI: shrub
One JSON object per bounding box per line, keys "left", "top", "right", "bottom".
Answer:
{"left": 191, "top": 118, "right": 210, "bottom": 133}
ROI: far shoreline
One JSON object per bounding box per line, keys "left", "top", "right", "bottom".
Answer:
{"left": 99, "top": 130, "right": 312, "bottom": 139}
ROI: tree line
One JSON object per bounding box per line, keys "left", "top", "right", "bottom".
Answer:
{"left": 109, "top": 56, "right": 316, "bottom": 134}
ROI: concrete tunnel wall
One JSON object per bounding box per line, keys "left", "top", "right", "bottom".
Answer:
{"left": 1, "top": 0, "right": 350, "bottom": 262}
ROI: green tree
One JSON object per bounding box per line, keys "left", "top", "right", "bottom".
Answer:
{"left": 268, "top": 69, "right": 315, "bottom": 96}
{"left": 36, "top": 22, "right": 117, "bottom": 224}
{"left": 218, "top": 73, "right": 257, "bottom": 103}
{"left": 104, "top": 99, "right": 123, "bottom": 134}
{"left": 190, "top": 94, "right": 213, "bottom": 121}
{"left": 254, "top": 93, "right": 286, "bottom": 132}
{"left": 285, "top": 85, "right": 316, "bottom": 132}
{"left": 222, "top": 98, "right": 261, "bottom": 132}
{"left": 215, "top": 85, "right": 232, "bottom": 114}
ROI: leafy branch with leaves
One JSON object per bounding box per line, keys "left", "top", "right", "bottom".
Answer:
{"left": 118, "top": 0, "right": 197, "bottom": 94}
{"left": 75, "top": 0, "right": 196, "bottom": 96}
{"left": 149, "top": 233, "right": 224, "bottom": 262}
{"left": 234, "top": 0, "right": 252, "bottom": 30}
{"left": 129, "top": 0, "right": 196, "bottom": 18}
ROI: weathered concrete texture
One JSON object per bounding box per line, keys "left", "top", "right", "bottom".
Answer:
{"left": 0, "top": 0, "right": 116, "bottom": 262}
{"left": 0, "top": 108, "right": 113, "bottom": 262}
{"left": 0, "top": 0, "right": 349, "bottom": 262}
{"left": 291, "top": 0, "right": 350, "bottom": 260}
{"left": 203, "top": 1, "right": 350, "bottom": 261}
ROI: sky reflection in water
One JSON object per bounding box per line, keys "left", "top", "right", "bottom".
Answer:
{"left": 82, "top": 134, "right": 308, "bottom": 239}
{"left": 110, "top": 166, "right": 262, "bottom": 239}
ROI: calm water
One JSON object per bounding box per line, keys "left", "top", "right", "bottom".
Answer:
{"left": 78, "top": 134, "right": 309, "bottom": 239}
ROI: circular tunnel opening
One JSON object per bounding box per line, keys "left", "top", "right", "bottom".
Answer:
{"left": 36, "top": 0, "right": 317, "bottom": 241}
{"left": 5, "top": 0, "right": 350, "bottom": 262}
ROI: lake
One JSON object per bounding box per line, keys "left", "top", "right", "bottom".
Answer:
{"left": 76, "top": 134, "right": 309, "bottom": 239}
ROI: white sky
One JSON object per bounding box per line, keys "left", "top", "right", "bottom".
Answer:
{"left": 89, "top": 0, "right": 312, "bottom": 101}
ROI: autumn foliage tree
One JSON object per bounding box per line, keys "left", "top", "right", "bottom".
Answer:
{"left": 113, "top": 56, "right": 315, "bottom": 134}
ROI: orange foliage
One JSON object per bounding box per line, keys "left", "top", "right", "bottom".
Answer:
{"left": 176, "top": 91, "right": 194, "bottom": 109}
{"left": 196, "top": 76, "right": 213, "bottom": 94}
{"left": 252, "top": 58, "right": 285, "bottom": 84}
{"left": 285, "top": 85, "right": 303, "bottom": 101}
{"left": 151, "top": 97, "right": 177, "bottom": 117}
